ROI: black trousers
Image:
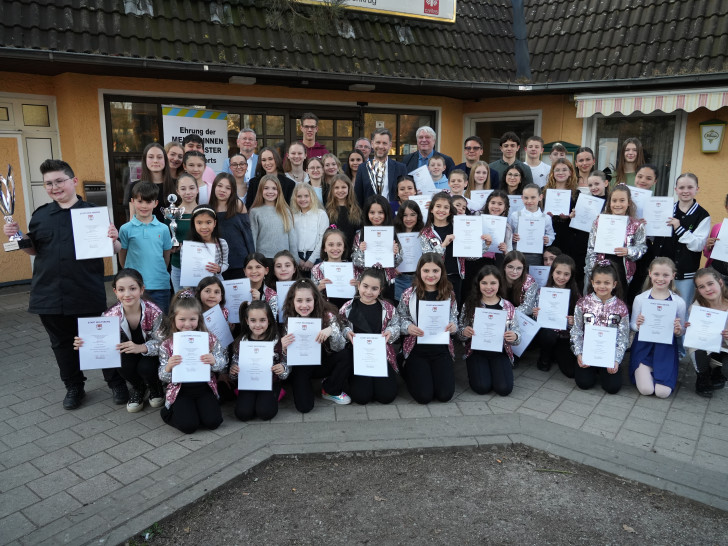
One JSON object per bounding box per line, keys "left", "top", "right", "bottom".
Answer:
{"left": 535, "top": 329, "right": 576, "bottom": 378}
{"left": 350, "top": 365, "right": 399, "bottom": 405}
{"left": 164, "top": 383, "right": 223, "bottom": 434}
{"left": 466, "top": 350, "right": 513, "bottom": 396}
{"left": 289, "top": 347, "right": 353, "bottom": 413}
{"left": 574, "top": 364, "right": 622, "bottom": 394}
{"left": 39, "top": 313, "right": 125, "bottom": 389}
{"left": 235, "top": 385, "right": 281, "bottom": 421}
{"left": 403, "top": 344, "right": 454, "bottom": 404}
{"left": 694, "top": 350, "right": 728, "bottom": 373}
{"left": 119, "top": 353, "right": 160, "bottom": 390}
{"left": 448, "top": 273, "right": 463, "bottom": 308}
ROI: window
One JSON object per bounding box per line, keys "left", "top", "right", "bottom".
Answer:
{"left": 465, "top": 111, "right": 542, "bottom": 163}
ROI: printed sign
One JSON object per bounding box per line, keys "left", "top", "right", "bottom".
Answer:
{"left": 162, "top": 106, "right": 228, "bottom": 169}
{"left": 298, "top": 0, "right": 456, "bottom": 22}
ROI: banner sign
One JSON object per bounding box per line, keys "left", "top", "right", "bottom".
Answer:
{"left": 299, "top": 0, "right": 456, "bottom": 23}
{"left": 162, "top": 106, "right": 228, "bottom": 169}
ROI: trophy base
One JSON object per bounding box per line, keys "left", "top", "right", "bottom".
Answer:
{"left": 4, "top": 240, "right": 19, "bottom": 252}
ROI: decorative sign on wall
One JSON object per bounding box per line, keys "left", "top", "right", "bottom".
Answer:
{"left": 300, "top": 0, "right": 456, "bottom": 23}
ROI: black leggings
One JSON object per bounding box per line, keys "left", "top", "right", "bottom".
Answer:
{"left": 235, "top": 386, "right": 280, "bottom": 421}
{"left": 574, "top": 364, "right": 622, "bottom": 394}
{"left": 535, "top": 329, "right": 576, "bottom": 378}
{"left": 120, "top": 353, "right": 160, "bottom": 390}
{"left": 403, "top": 344, "right": 454, "bottom": 404}
{"left": 289, "top": 347, "right": 353, "bottom": 413}
{"left": 693, "top": 350, "right": 728, "bottom": 373}
{"left": 466, "top": 350, "right": 513, "bottom": 396}
{"left": 163, "top": 383, "right": 223, "bottom": 434}
{"left": 350, "top": 365, "right": 399, "bottom": 405}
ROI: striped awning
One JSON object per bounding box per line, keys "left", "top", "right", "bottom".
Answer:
{"left": 575, "top": 87, "right": 728, "bottom": 118}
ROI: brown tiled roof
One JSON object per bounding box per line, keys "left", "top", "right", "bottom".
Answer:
{"left": 1, "top": 0, "right": 728, "bottom": 98}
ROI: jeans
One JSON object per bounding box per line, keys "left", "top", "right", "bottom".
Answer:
{"left": 145, "top": 289, "right": 170, "bottom": 315}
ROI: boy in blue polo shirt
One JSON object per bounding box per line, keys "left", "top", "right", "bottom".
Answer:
{"left": 119, "top": 181, "right": 173, "bottom": 313}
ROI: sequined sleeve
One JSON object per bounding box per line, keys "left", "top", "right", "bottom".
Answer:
{"left": 351, "top": 231, "right": 365, "bottom": 269}
{"left": 614, "top": 314, "right": 630, "bottom": 364}
{"left": 144, "top": 313, "right": 164, "bottom": 356}
{"left": 516, "top": 282, "right": 538, "bottom": 317}
{"left": 584, "top": 220, "right": 599, "bottom": 283}
{"left": 397, "top": 291, "right": 415, "bottom": 335}
{"left": 419, "top": 231, "right": 444, "bottom": 256}
{"left": 326, "top": 312, "right": 346, "bottom": 353}
{"left": 209, "top": 337, "right": 228, "bottom": 373}
{"left": 457, "top": 303, "right": 473, "bottom": 341}
{"left": 570, "top": 304, "right": 585, "bottom": 356}
{"left": 626, "top": 222, "right": 647, "bottom": 262}
{"left": 385, "top": 311, "right": 401, "bottom": 344}
{"left": 311, "top": 263, "right": 324, "bottom": 286}
{"left": 158, "top": 340, "right": 173, "bottom": 383}
{"left": 448, "top": 294, "right": 459, "bottom": 328}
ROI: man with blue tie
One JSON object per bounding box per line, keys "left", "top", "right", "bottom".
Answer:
{"left": 401, "top": 126, "right": 456, "bottom": 177}
{"left": 354, "top": 128, "right": 407, "bottom": 208}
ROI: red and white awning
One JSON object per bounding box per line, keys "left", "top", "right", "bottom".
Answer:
{"left": 575, "top": 87, "right": 728, "bottom": 118}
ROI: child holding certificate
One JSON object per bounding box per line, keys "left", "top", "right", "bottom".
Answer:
{"left": 182, "top": 151, "right": 209, "bottom": 204}
{"left": 229, "top": 301, "right": 288, "bottom": 421}
{"left": 74, "top": 268, "right": 165, "bottom": 413}
{"left": 209, "top": 173, "right": 254, "bottom": 280}
{"left": 157, "top": 292, "right": 226, "bottom": 433}
{"left": 324, "top": 174, "right": 363, "bottom": 248}
{"left": 181, "top": 205, "right": 230, "bottom": 285}
{"left": 397, "top": 253, "right": 458, "bottom": 404}
{"left": 570, "top": 262, "right": 630, "bottom": 394}
{"left": 532, "top": 255, "right": 581, "bottom": 375}
{"left": 169, "top": 173, "right": 198, "bottom": 292}
{"left": 629, "top": 258, "right": 686, "bottom": 398}
{"left": 465, "top": 161, "right": 492, "bottom": 199}
{"left": 244, "top": 253, "right": 278, "bottom": 319}
{"left": 351, "top": 195, "right": 403, "bottom": 300}
{"left": 291, "top": 183, "right": 329, "bottom": 275}
{"left": 447, "top": 170, "right": 468, "bottom": 198}
{"left": 686, "top": 268, "right": 728, "bottom": 397}
{"left": 281, "top": 279, "right": 352, "bottom": 412}
{"left": 389, "top": 175, "right": 417, "bottom": 215}
{"left": 507, "top": 183, "right": 555, "bottom": 266}
{"left": 585, "top": 184, "right": 646, "bottom": 291}
{"left": 271, "top": 250, "right": 302, "bottom": 285}
{"left": 502, "top": 251, "right": 538, "bottom": 318}
{"left": 704, "top": 193, "right": 728, "bottom": 284}
{"left": 340, "top": 269, "right": 402, "bottom": 404}
{"left": 394, "top": 201, "right": 425, "bottom": 301}
{"left": 457, "top": 265, "right": 520, "bottom": 396}
{"left": 542, "top": 159, "right": 578, "bottom": 259}
{"left": 311, "top": 228, "right": 357, "bottom": 309}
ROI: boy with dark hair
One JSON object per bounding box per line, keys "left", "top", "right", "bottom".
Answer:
{"left": 489, "top": 131, "right": 534, "bottom": 189}
{"left": 119, "top": 181, "right": 173, "bottom": 313}
{"left": 300, "top": 112, "right": 329, "bottom": 158}
{"left": 454, "top": 135, "right": 485, "bottom": 179}
{"left": 3, "top": 159, "right": 128, "bottom": 410}
{"left": 182, "top": 133, "right": 216, "bottom": 187}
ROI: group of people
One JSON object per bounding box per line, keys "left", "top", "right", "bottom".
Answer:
{"left": 4, "top": 119, "right": 728, "bottom": 436}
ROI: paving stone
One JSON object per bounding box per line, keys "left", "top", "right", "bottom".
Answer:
{"left": 654, "top": 433, "right": 697, "bottom": 457}
{"left": 515, "top": 407, "right": 549, "bottom": 419}
{"left": 666, "top": 408, "right": 706, "bottom": 426}
{"left": 456, "top": 402, "right": 493, "bottom": 416}
{"left": 521, "top": 396, "right": 559, "bottom": 414}
{"left": 629, "top": 405, "right": 668, "bottom": 424}
{"left": 592, "top": 401, "right": 632, "bottom": 420}
{"left": 7, "top": 396, "right": 50, "bottom": 415}
{"left": 0, "top": 485, "right": 40, "bottom": 519}
{"left": 365, "top": 405, "right": 402, "bottom": 420}
{"left": 555, "top": 399, "right": 593, "bottom": 418}
{"left": 2, "top": 442, "right": 45, "bottom": 469}
{"left": 69, "top": 417, "right": 116, "bottom": 439}
{"left": 547, "top": 410, "right": 586, "bottom": 429}
{"left": 105, "top": 437, "right": 155, "bottom": 464}
{"left": 34, "top": 429, "right": 83, "bottom": 452}
{"left": 302, "top": 406, "right": 336, "bottom": 422}
{"left": 0, "top": 462, "right": 43, "bottom": 493}
{"left": 696, "top": 435, "right": 728, "bottom": 456}
{"left": 138, "top": 424, "right": 186, "bottom": 447}
{"left": 334, "top": 405, "right": 369, "bottom": 421}
{"left": 564, "top": 390, "right": 602, "bottom": 407}
{"left": 69, "top": 451, "right": 121, "bottom": 480}
{"left": 67, "top": 473, "right": 123, "bottom": 504}
{"left": 621, "top": 416, "right": 661, "bottom": 436}
{"left": 174, "top": 430, "right": 220, "bottom": 451}
{"left": 396, "top": 404, "right": 431, "bottom": 419}
{"left": 532, "top": 387, "right": 569, "bottom": 404}
{"left": 31, "top": 446, "right": 83, "bottom": 474}
{"left": 660, "top": 419, "right": 701, "bottom": 441}
{"left": 26, "top": 468, "right": 82, "bottom": 499}
{"left": 0, "top": 393, "right": 22, "bottom": 408}
{"left": 508, "top": 385, "right": 537, "bottom": 401}
{"left": 488, "top": 396, "right": 523, "bottom": 412}
{"left": 21, "top": 491, "right": 82, "bottom": 528}
{"left": 105, "top": 420, "right": 152, "bottom": 443}
{"left": 428, "top": 403, "right": 463, "bottom": 417}
{"left": 143, "top": 443, "right": 193, "bottom": 467}
{"left": 70, "top": 433, "right": 119, "bottom": 458}
{"left": 16, "top": 516, "right": 74, "bottom": 545}
{"left": 701, "top": 422, "right": 728, "bottom": 441}
{"left": 106, "top": 456, "right": 160, "bottom": 485}
{"left": 5, "top": 409, "right": 47, "bottom": 431}
{"left": 0, "top": 512, "right": 36, "bottom": 543}
{"left": 693, "top": 450, "right": 728, "bottom": 474}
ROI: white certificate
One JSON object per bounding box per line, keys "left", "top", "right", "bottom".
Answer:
{"left": 629, "top": 186, "right": 652, "bottom": 219}
{"left": 544, "top": 189, "right": 572, "bottom": 217}
{"left": 481, "top": 215, "right": 508, "bottom": 253}
{"left": 276, "top": 281, "right": 295, "bottom": 322}
{"left": 508, "top": 195, "right": 524, "bottom": 213}
{"left": 409, "top": 165, "right": 438, "bottom": 194}
{"left": 709, "top": 219, "right": 728, "bottom": 262}
{"left": 78, "top": 317, "right": 121, "bottom": 370}
{"left": 516, "top": 216, "right": 545, "bottom": 254}
{"left": 529, "top": 266, "right": 550, "bottom": 288}
{"left": 410, "top": 194, "right": 433, "bottom": 224}
{"left": 287, "top": 317, "right": 322, "bottom": 365}
{"left": 468, "top": 190, "right": 493, "bottom": 212}
{"left": 593, "top": 214, "right": 628, "bottom": 254}
{"left": 364, "top": 226, "right": 395, "bottom": 268}
{"left": 536, "top": 287, "right": 570, "bottom": 330}
{"left": 639, "top": 299, "right": 677, "bottom": 345}
{"left": 222, "top": 278, "right": 252, "bottom": 323}
{"left": 418, "top": 300, "right": 450, "bottom": 344}
{"left": 570, "top": 194, "right": 604, "bottom": 233}
{"left": 202, "top": 305, "right": 234, "bottom": 348}
{"left": 353, "top": 334, "right": 388, "bottom": 377}
{"left": 471, "top": 308, "right": 507, "bottom": 352}
{"left": 323, "top": 262, "right": 356, "bottom": 299}
{"left": 453, "top": 216, "right": 483, "bottom": 258}
{"left": 237, "top": 341, "right": 274, "bottom": 391}
{"left": 643, "top": 197, "right": 673, "bottom": 237}
{"left": 71, "top": 207, "right": 114, "bottom": 260}
{"left": 512, "top": 311, "right": 539, "bottom": 357}
{"left": 684, "top": 305, "right": 728, "bottom": 354}
{"left": 398, "top": 232, "right": 422, "bottom": 273}
{"left": 180, "top": 241, "right": 215, "bottom": 287}
{"left": 582, "top": 325, "right": 617, "bottom": 368}
{"left": 171, "top": 331, "right": 210, "bottom": 382}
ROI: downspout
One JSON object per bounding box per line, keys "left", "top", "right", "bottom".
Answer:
{"left": 511, "top": 0, "right": 532, "bottom": 82}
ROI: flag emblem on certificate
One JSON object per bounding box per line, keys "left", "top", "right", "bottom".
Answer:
{"left": 205, "top": 316, "right": 211, "bottom": 322}
{"left": 367, "top": 339, "right": 372, "bottom": 345}
{"left": 377, "top": 232, "right": 382, "bottom": 237}
{"left": 302, "top": 325, "right": 307, "bottom": 330}
{"left": 88, "top": 215, "right": 94, "bottom": 220}
{"left": 188, "top": 337, "right": 195, "bottom": 342}
{"left": 232, "top": 285, "right": 238, "bottom": 290}
{"left": 254, "top": 347, "right": 259, "bottom": 354}
{"left": 96, "top": 323, "right": 103, "bottom": 330}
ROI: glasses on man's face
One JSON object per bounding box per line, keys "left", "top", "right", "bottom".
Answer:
{"left": 301, "top": 125, "right": 317, "bottom": 131}
{"left": 505, "top": 265, "right": 524, "bottom": 272}
{"left": 464, "top": 146, "right": 482, "bottom": 151}
{"left": 44, "top": 177, "right": 73, "bottom": 189}
{"left": 230, "top": 162, "right": 247, "bottom": 169}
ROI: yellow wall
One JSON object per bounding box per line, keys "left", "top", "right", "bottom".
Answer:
{"left": 0, "top": 137, "right": 32, "bottom": 283}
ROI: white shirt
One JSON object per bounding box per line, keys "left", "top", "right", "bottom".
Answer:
{"left": 528, "top": 161, "right": 551, "bottom": 188}
{"left": 293, "top": 208, "right": 329, "bottom": 262}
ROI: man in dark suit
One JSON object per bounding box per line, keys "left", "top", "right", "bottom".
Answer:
{"left": 354, "top": 128, "right": 407, "bottom": 208}
{"left": 401, "top": 126, "right": 456, "bottom": 177}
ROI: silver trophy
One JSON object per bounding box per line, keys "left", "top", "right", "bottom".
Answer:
{"left": 162, "top": 193, "right": 185, "bottom": 247}
{"left": 1, "top": 165, "right": 23, "bottom": 250}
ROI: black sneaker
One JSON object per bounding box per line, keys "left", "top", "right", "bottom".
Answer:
{"left": 711, "top": 367, "right": 726, "bottom": 390}
{"left": 536, "top": 357, "right": 552, "bottom": 372}
{"left": 696, "top": 372, "right": 713, "bottom": 398}
{"left": 63, "top": 385, "right": 86, "bottom": 410}
{"left": 126, "top": 387, "right": 145, "bottom": 413}
{"left": 111, "top": 383, "right": 129, "bottom": 405}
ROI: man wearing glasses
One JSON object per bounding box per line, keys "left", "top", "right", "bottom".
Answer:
{"left": 454, "top": 136, "right": 486, "bottom": 179}
{"left": 223, "top": 128, "right": 258, "bottom": 182}
{"left": 299, "top": 113, "right": 329, "bottom": 159}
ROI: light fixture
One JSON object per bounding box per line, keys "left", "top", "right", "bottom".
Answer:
{"left": 349, "top": 83, "right": 376, "bottom": 92}
{"left": 700, "top": 119, "right": 726, "bottom": 153}
{"left": 228, "top": 76, "right": 257, "bottom": 85}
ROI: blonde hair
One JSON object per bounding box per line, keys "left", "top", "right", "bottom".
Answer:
{"left": 251, "top": 174, "right": 293, "bottom": 232}
{"left": 290, "top": 182, "right": 323, "bottom": 213}
{"left": 643, "top": 257, "right": 678, "bottom": 292}
{"left": 544, "top": 158, "right": 578, "bottom": 199}
{"left": 322, "top": 153, "right": 342, "bottom": 184}
{"left": 466, "top": 161, "right": 491, "bottom": 197}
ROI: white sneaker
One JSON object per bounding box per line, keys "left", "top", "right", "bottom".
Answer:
{"left": 321, "top": 389, "right": 351, "bottom": 405}
{"left": 126, "top": 388, "right": 145, "bottom": 413}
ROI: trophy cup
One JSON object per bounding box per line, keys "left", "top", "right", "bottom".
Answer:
{"left": 1, "top": 165, "right": 23, "bottom": 252}
{"left": 162, "top": 193, "right": 185, "bottom": 247}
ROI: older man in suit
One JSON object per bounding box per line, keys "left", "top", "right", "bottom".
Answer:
{"left": 354, "top": 128, "right": 407, "bottom": 208}
{"left": 401, "top": 126, "right": 456, "bottom": 177}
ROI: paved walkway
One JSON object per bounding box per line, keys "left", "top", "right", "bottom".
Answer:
{"left": 0, "top": 285, "right": 726, "bottom": 545}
